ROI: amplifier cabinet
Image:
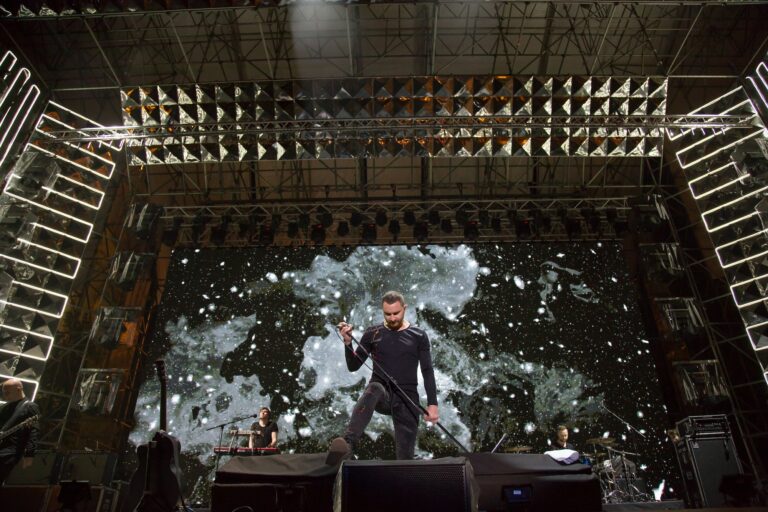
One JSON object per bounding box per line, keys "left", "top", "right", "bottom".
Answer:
{"left": 674, "top": 433, "right": 742, "bottom": 507}
{"left": 676, "top": 414, "right": 730, "bottom": 438}
{"left": 5, "top": 451, "right": 62, "bottom": 485}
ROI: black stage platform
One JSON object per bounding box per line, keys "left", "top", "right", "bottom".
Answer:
{"left": 212, "top": 452, "right": 602, "bottom": 512}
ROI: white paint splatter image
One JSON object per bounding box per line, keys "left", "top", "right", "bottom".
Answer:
{"left": 130, "top": 243, "right": 673, "bottom": 497}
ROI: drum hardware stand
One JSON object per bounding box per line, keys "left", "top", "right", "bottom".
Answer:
{"left": 598, "top": 401, "right": 651, "bottom": 503}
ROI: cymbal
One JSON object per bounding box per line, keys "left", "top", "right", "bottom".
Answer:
{"left": 586, "top": 437, "right": 615, "bottom": 445}
{"left": 505, "top": 445, "right": 533, "bottom": 453}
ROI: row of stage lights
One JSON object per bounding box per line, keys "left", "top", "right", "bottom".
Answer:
{"left": 141, "top": 205, "right": 638, "bottom": 247}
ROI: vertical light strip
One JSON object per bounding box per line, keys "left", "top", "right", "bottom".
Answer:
{"left": 0, "top": 51, "right": 120, "bottom": 395}
{"left": 671, "top": 54, "right": 768, "bottom": 391}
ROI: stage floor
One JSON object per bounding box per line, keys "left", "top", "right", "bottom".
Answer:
{"left": 603, "top": 503, "right": 767, "bottom": 512}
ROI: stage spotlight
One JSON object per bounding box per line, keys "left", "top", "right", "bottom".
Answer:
{"left": 249, "top": 211, "right": 265, "bottom": 225}
{"left": 478, "top": 210, "right": 490, "bottom": 227}
{"left": 375, "top": 210, "right": 388, "bottom": 227}
{"left": 161, "top": 217, "right": 181, "bottom": 247}
{"left": 456, "top": 208, "right": 468, "bottom": 225}
{"left": 403, "top": 210, "right": 416, "bottom": 226}
{"left": 564, "top": 217, "right": 581, "bottom": 238}
{"left": 350, "top": 211, "right": 363, "bottom": 227}
{"left": 440, "top": 218, "right": 453, "bottom": 233}
{"left": 259, "top": 224, "right": 274, "bottom": 244}
{"left": 581, "top": 207, "right": 600, "bottom": 233}
{"left": 414, "top": 221, "right": 429, "bottom": 242}
{"left": 319, "top": 211, "right": 333, "bottom": 228}
{"left": 428, "top": 210, "right": 440, "bottom": 225}
{"left": 337, "top": 221, "right": 350, "bottom": 237}
{"left": 210, "top": 224, "right": 227, "bottom": 245}
{"left": 464, "top": 221, "right": 479, "bottom": 241}
{"left": 210, "top": 213, "right": 231, "bottom": 245}
{"left": 127, "top": 203, "right": 162, "bottom": 240}
{"left": 238, "top": 221, "right": 250, "bottom": 238}
{"left": 388, "top": 219, "right": 401, "bottom": 237}
{"left": 310, "top": 224, "right": 326, "bottom": 244}
{"left": 287, "top": 221, "right": 299, "bottom": 239}
{"left": 298, "top": 212, "right": 310, "bottom": 228}
{"left": 515, "top": 217, "right": 532, "bottom": 239}
{"left": 362, "top": 222, "right": 377, "bottom": 243}
{"left": 491, "top": 216, "right": 502, "bottom": 233}
{"left": 191, "top": 212, "right": 210, "bottom": 240}
{"left": 606, "top": 208, "right": 628, "bottom": 236}
{"left": 531, "top": 209, "right": 550, "bottom": 235}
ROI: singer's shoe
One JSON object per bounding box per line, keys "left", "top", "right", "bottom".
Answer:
{"left": 325, "top": 437, "right": 351, "bottom": 466}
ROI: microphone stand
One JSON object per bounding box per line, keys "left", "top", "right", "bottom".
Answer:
{"left": 206, "top": 414, "right": 258, "bottom": 474}
{"left": 337, "top": 326, "right": 471, "bottom": 454}
{"left": 599, "top": 401, "right": 644, "bottom": 501}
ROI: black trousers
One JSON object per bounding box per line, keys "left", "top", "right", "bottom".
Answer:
{"left": 343, "top": 381, "right": 421, "bottom": 460}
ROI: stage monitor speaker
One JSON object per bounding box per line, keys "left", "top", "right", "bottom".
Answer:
{"left": 466, "top": 453, "right": 601, "bottom": 512}
{"left": 59, "top": 452, "right": 117, "bottom": 486}
{"left": 5, "top": 451, "right": 62, "bottom": 485}
{"left": 337, "top": 457, "right": 477, "bottom": 512}
{"left": 212, "top": 482, "right": 306, "bottom": 512}
{"left": 675, "top": 434, "right": 742, "bottom": 507}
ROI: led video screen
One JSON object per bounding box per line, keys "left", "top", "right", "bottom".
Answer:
{"left": 130, "top": 243, "right": 674, "bottom": 499}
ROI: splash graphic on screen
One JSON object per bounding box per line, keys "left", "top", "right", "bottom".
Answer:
{"left": 130, "top": 243, "right": 674, "bottom": 498}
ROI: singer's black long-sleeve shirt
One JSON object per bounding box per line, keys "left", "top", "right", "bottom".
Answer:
{"left": 345, "top": 324, "right": 438, "bottom": 406}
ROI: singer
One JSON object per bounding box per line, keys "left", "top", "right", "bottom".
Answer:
{"left": 327, "top": 291, "right": 439, "bottom": 462}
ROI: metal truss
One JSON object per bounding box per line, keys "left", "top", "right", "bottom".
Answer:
{"left": 661, "top": 75, "right": 768, "bottom": 478}
{"left": 124, "top": 156, "right": 657, "bottom": 207}
{"left": 45, "top": 115, "right": 750, "bottom": 143}
{"left": 149, "top": 195, "right": 633, "bottom": 247}
{"left": 2, "top": 2, "right": 767, "bottom": 95}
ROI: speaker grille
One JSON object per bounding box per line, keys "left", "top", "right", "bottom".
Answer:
{"left": 341, "top": 461, "right": 471, "bottom": 512}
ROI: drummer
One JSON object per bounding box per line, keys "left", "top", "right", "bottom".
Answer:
{"left": 550, "top": 425, "right": 575, "bottom": 450}
{"left": 249, "top": 406, "right": 279, "bottom": 449}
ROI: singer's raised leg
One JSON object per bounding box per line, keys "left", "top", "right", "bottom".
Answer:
{"left": 343, "top": 381, "right": 389, "bottom": 449}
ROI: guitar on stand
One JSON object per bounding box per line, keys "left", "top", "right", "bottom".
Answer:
{"left": 123, "top": 360, "right": 186, "bottom": 512}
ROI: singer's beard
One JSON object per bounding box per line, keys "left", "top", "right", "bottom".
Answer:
{"left": 386, "top": 319, "right": 402, "bottom": 330}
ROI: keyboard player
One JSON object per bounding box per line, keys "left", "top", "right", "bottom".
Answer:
{"left": 249, "top": 406, "right": 278, "bottom": 450}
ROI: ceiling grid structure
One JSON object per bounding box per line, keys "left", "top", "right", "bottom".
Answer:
{"left": 3, "top": 0, "right": 768, "bottom": 479}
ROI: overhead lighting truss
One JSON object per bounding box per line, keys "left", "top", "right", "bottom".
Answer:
{"left": 151, "top": 196, "right": 632, "bottom": 247}
{"left": 117, "top": 76, "right": 670, "bottom": 165}
{"left": 0, "top": 100, "right": 120, "bottom": 399}
{"left": 668, "top": 54, "right": 768, "bottom": 386}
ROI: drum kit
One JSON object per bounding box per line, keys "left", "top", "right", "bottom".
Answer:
{"left": 584, "top": 437, "right": 651, "bottom": 504}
